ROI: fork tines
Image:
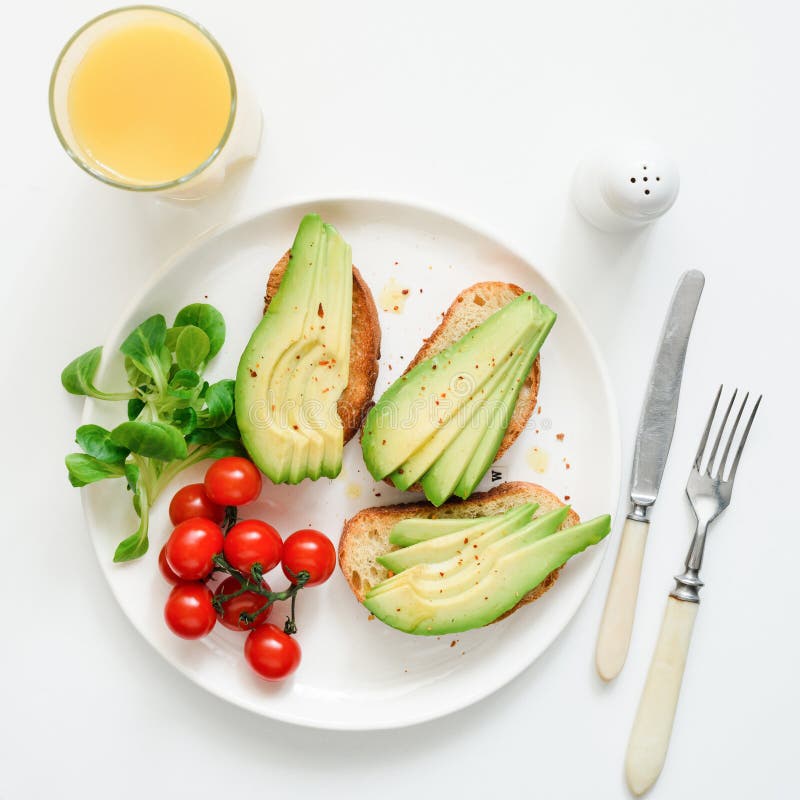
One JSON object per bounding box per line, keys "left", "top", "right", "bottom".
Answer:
{"left": 693, "top": 386, "right": 762, "bottom": 482}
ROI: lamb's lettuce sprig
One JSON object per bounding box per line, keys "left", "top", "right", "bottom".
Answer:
{"left": 62, "top": 303, "right": 244, "bottom": 563}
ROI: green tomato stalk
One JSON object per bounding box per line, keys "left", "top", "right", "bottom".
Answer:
{"left": 62, "top": 304, "right": 245, "bottom": 563}
{"left": 210, "top": 506, "right": 309, "bottom": 634}
{"left": 211, "top": 555, "right": 310, "bottom": 635}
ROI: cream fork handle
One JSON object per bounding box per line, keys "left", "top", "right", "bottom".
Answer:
{"left": 625, "top": 596, "right": 698, "bottom": 795}
{"left": 595, "top": 517, "right": 649, "bottom": 680}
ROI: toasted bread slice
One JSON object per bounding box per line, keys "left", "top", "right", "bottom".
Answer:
{"left": 376, "top": 281, "right": 541, "bottom": 492}
{"left": 384, "top": 281, "right": 541, "bottom": 491}
{"left": 339, "top": 481, "right": 579, "bottom": 623}
{"left": 406, "top": 281, "right": 541, "bottom": 458}
{"left": 264, "top": 250, "right": 381, "bottom": 444}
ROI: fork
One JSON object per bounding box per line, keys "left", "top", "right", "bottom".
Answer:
{"left": 625, "top": 386, "right": 762, "bottom": 795}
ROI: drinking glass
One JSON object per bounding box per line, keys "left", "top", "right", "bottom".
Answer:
{"left": 49, "top": 5, "right": 262, "bottom": 199}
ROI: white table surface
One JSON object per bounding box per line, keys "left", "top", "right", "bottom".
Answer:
{"left": 2, "top": 1, "right": 796, "bottom": 797}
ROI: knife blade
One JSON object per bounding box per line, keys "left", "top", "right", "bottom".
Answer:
{"left": 595, "top": 269, "right": 704, "bottom": 681}
{"left": 630, "top": 269, "right": 705, "bottom": 510}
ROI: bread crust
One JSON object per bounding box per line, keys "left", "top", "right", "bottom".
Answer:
{"left": 338, "top": 481, "right": 579, "bottom": 625}
{"left": 264, "top": 250, "right": 381, "bottom": 444}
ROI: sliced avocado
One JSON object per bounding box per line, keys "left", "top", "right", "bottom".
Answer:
{"left": 453, "top": 307, "right": 555, "bottom": 498}
{"left": 388, "top": 343, "right": 529, "bottom": 492}
{"left": 362, "top": 292, "right": 553, "bottom": 481}
{"left": 235, "top": 215, "right": 352, "bottom": 483}
{"left": 238, "top": 217, "right": 323, "bottom": 481}
{"left": 419, "top": 339, "right": 538, "bottom": 505}
{"left": 370, "top": 506, "right": 568, "bottom": 599}
{"left": 364, "top": 514, "right": 611, "bottom": 635}
{"left": 315, "top": 224, "right": 353, "bottom": 476}
{"left": 421, "top": 302, "right": 555, "bottom": 505}
{"left": 388, "top": 515, "right": 502, "bottom": 547}
{"left": 377, "top": 503, "right": 537, "bottom": 574}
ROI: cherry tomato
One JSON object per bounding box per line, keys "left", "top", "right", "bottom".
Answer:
{"left": 158, "top": 545, "right": 184, "bottom": 585}
{"left": 164, "top": 583, "right": 216, "bottom": 639}
{"left": 214, "top": 576, "right": 273, "bottom": 631}
{"left": 169, "top": 483, "right": 225, "bottom": 526}
{"left": 224, "top": 519, "right": 282, "bottom": 576}
{"left": 165, "top": 518, "right": 224, "bottom": 581}
{"left": 281, "top": 529, "right": 336, "bottom": 586}
{"left": 204, "top": 457, "right": 262, "bottom": 506}
{"left": 244, "top": 624, "right": 301, "bottom": 681}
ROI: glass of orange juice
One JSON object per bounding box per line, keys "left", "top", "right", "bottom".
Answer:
{"left": 49, "top": 6, "right": 261, "bottom": 199}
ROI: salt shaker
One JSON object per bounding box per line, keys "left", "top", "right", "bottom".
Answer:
{"left": 572, "top": 142, "right": 679, "bottom": 232}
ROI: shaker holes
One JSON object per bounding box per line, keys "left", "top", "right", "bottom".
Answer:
{"left": 631, "top": 167, "right": 658, "bottom": 194}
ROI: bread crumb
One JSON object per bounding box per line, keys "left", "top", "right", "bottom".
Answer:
{"left": 450, "top": 640, "right": 458, "bottom": 648}
{"left": 367, "top": 614, "right": 375, "bottom": 621}
{"left": 556, "top": 433, "right": 565, "bottom": 441}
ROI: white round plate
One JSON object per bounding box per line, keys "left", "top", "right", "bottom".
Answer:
{"left": 82, "top": 198, "right": 620, "bottom": 730}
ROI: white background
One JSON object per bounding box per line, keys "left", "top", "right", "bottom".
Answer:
{"left": 1, "top": 1, "right": 796, "bottom": 797}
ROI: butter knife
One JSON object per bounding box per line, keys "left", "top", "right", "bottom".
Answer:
{"left": 595, "top": 270, "right": 705, "bottom": 681}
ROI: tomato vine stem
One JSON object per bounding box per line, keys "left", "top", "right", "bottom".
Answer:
{"left": 210, "top": 521, "right": 310, "bottom": 634}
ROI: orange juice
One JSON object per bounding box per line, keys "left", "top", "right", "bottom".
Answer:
{"left": 67, "top": 15, "right": 233, "bottom": 185}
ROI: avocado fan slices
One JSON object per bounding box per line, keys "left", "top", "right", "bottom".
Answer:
{"left": 235, "top": 214, "right": 353, "bottom": 483}
{"left": 362, "top": 290, "right": 556, "bottom": 505}
{"left": 365, "top": 511, "right": 611, "bottom": 635}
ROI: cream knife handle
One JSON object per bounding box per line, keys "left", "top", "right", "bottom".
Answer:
{"left": 595, "top": 517, "right": 649, "bottom": 681}
{"left": 626, "top": 597, "right": 698, "bottom": 796}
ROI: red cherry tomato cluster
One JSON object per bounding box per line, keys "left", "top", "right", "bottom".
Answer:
{"left": 158, "top": 457, "right": 336, "bottom": 682}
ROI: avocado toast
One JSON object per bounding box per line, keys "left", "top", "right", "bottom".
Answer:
{"left": 402, "top": 282, "right": 542, "bottom": 465}
{"left": 264, "top": 249, "right": 380, "bottom": 443}
{"left": 339, "top": 482, "right": 610, "bottom": 634}
{"left": 362, "top": 284, "right": 555, "bottom": 505}
{"left": 236, "top": 215, "right": 380, "bottom": 483}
